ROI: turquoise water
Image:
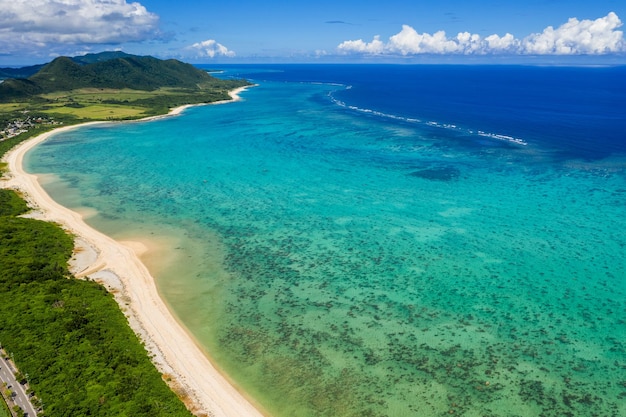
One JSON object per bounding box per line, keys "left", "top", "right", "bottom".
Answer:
{"left": 27, "top": 75, "right": 626, "bottom": 417}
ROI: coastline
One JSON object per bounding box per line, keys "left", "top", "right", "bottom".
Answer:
{"left": 0, "top": 85, "right": 267, "bottom": 417}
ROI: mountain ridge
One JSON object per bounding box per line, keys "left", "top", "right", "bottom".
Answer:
{"left": 0, "top": 51, "right": 135, "bottom": 79}
{"left": 0, "top": 52, "right": 221, "bottom": 101}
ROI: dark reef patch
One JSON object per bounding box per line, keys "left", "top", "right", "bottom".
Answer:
{"left": 408, "top": 166, "right": 461, "bottom": 181}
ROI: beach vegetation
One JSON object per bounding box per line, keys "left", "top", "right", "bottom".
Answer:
{"left": 0, "top": 187, "right": 194, "bottom": 416}
{"left": 0, "top": 189, "right": 28, "bottom": 216}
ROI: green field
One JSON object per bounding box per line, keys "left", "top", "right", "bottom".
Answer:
{"left": 2, "top": 85, "right": 244, "bottom": 123}
{"left": 42, "top": 88, "right": 160, "bottom": 101}
{"left": 42, "top": 103, "right": 147, "bottom": 119}
{"left": 0, "top": 103, "right": 24, "bottom": 112}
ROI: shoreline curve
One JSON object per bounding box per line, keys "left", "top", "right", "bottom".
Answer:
{"left": 0, "top": 85, "right": 268, "bottom": 417}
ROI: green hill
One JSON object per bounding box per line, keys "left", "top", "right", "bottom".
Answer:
{"left": 0, "top": 78, "right": 43, "bottom": 98}
{"left": 28, "top": 57, "right": 100, "bottom": 92}
{"left": 0, "top": 52, "right": 231, "bottom": 100}
{"left": 72, "top": 51, "right": 135, "bottom": 65}
{"left": 0, "top": 51, "right": 132, "bottom": 79}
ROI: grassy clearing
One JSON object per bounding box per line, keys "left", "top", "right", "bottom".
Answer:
{"left": 41, "top": 87, "right": 166, "bottom": 102}
{"left": 6, "top": 84, "right": 242, "bottom": 122}
{"left": 42, "top": 103, "right": 147, "bottom": 119}
{"left": 0, "top": 103, "right": 26, "bottom": 112}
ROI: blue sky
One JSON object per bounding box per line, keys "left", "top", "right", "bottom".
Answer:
{"left": 1, "top": 0, "right": 625, "bottom": 65}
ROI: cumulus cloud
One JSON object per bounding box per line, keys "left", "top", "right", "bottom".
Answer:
{"left": 0, "top": 0, "right": 160, "bottom": 55}
{"left": 188, "top": 39, "right": 236, "bottom": 58}
{"left": 0, "top": 0, "right": 162, "bottom": 57}
{"left": 338, "top": 12, "right": 625, "bottom": 56}
{"left": 522, "top": 12, "right": 624, "bottom": 54}
{"left": 337, "top": 35, "right": 385, "bottom": 54}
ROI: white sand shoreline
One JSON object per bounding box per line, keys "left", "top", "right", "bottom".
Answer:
{"left": 0, "top": 85, "right": 267, "bottom": 417}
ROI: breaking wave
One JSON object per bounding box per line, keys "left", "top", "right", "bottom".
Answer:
{"left": 329, "top": 88, "right": 528, "bottom": 146}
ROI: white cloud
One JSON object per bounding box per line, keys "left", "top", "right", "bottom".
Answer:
{"left": 484, "top": 33, "right": 518, "bottom": 52}
{"left": 337, "top": 12, "right": 625, "bottom": 56}
{"left": 387, "top": 26, "right": 461, "bottom": 54}
{"left": 0, "top": 0, "right": 160, "bottom": 55}
{"left": 522, "top": 12, "right": 624, "bottom": 54}
{"left": 337, "top": 35, "right": 385, "bottom": 54}
{"left": 188, "top": 39, "right": 236, "bottom": 58}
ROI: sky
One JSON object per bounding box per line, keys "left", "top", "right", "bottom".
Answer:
{"left": 0, "top": 0, "right": 625, "bottom": 65}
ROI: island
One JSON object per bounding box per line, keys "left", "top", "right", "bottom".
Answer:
{"left": 0, "top": 52, "right": 261, "bottom": 417}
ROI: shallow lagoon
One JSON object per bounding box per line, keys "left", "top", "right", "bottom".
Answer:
{"left": 28, "top": 67, "right": 626, "bottom": 417}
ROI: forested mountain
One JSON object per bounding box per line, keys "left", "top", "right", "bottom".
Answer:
{"left": 0, "top": 52, "right": 223, "bottom": 100}
{"left": 0, "top": 51, "right": 133, "bottom": 80}
{"left": 71, "top": 51, "right": 136, "bottom": 65}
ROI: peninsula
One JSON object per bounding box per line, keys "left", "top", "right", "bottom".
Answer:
{"left": 0, "top": 52, "right": 261, "bottom": 417}
{"left": 0, "top": 51, "right": 250, "bottom": 126}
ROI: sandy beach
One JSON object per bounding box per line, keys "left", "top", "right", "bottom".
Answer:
{"left": 1, "top": 85, "right": 267, "bottom": 417}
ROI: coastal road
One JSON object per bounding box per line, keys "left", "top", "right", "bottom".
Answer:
{"left": 0, "top": 352, "right": 38, "bottom": 417}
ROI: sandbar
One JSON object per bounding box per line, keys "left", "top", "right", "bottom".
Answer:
{"left": 0, "top": 85, "right": 267, "bottom": 417}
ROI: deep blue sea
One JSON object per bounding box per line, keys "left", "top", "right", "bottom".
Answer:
{"left": 219, "top": 64, "right": 626, "bottom": 159}
{"left": 27, "top": 64, "right": 626, "bottom": 417}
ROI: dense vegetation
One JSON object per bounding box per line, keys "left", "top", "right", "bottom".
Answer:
{"left": 29, "top": 56, "right": 210, "bottom": 93}
{"left": 1, "top": 52, "right": 239, "bottom": 98}
{"left": 0, "top": 187, "right": 194, "bottom": 416}
{"left": 0, "top": 400, "right": 9, "bottom": 417}
{"left": 0, "top": 52, "right": 137, "bottom": 80}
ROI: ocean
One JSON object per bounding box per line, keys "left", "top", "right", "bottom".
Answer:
{"left": 26, "top": 64, "right": 626, "bottom": 417}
